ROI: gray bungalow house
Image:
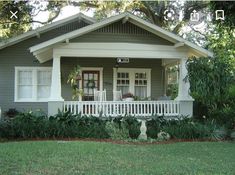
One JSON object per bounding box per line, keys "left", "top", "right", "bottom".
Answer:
{"left": 0, "top": 12, "right": 212, "bottom": 118}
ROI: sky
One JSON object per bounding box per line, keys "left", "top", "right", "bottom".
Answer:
{"left": 32, "top": 5, "right": 94, "bottom": 29}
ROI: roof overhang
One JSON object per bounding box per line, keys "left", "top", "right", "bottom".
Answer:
{"left": 0, "top": 13, "right": 96, "bottom": 50}
{"left": 29, "top": 12, "right": 213, "bottom": 63}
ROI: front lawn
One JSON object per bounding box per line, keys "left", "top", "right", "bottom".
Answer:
{"left": 0, "top": 141, "right": 234, "bottom": 175}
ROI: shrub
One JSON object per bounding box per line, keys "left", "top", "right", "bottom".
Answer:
{"left": 146, "top": 116, "right": 167, "bottom": 139}
{"left": 105, "top": 119, "right": 130, "bottom": 140}
{"left": 76, "top": 116, "right": 109, "bottom": 139}
{"left": 4, "top": 108, "right": 19, "bottom": 118}
{"left": 157, "top": 131, "right": 170, "bottom": 141}
{"left": 11, "top": 111, "right": 48, "bottom": 138}
{"left": 120, "top": 117, "right": 140, "bottom": 139}
{"left": 50, "top": 110, "right": 79, "bottom": 138}
{"left": 0, "top": 119, "right": 12, "bottom": 138}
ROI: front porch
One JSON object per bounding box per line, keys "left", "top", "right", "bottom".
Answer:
{"left": 28, "top": 13, "right": 206, "bottom": 117}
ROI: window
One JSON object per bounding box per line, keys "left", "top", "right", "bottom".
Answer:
{"left": 15, "top": 67, "right": 52, "bottom": 102}
{"left": 117, "top": 72, "right": 129, "bottom": 95}
{"left": 135, "top": 72, "right": 148, "bottom": 98}
{"left": 114, "top": 68, "right": 151, "bottom": 99}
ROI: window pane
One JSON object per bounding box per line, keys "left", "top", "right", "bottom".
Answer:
{"left": 117, "top": 86, "right": 129, "bottom": 95}
{"left": 37, "top": 70, "right": 51, "bottom": 99}
{"left": 38, "top": 71, "right": 51, "bottom": 85}
{"left": 18, "top": 70, "right": 33, "bottom": 99}
{"left": 18, "top": 71, "right": 32, "bottom": 85}
{"left": 18, "top": 85, "right": 32, "bottom": 98}
{"left": 135, "top": 86, "right": 147, "bottom": 99}
{"left": 38, "top": 86, "right": 50, "bottom": 98}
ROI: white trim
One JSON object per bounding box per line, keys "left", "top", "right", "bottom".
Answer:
{"left": 80, "top": 67, "right": 104, "bottom": 91}
{"left": 14, "top": 67, "right": 52, "bottom": 102}
{"left": 113, "top": 68, "right": 151, "bottom": 98}
{"left": 0, "top": 13, "right": 96, "bottom": 50}
{"left": 34, "top": 43, "right": 187, "bottom": 63}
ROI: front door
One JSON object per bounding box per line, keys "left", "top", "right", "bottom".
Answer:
{"left": 82, "top": 71, "right": 99, "bottom": 101}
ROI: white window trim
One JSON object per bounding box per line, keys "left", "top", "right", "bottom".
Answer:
{"left": 113, "top": 68, "right": 151, "bottom": 97}
{"left": 14, "top": 67, "right": 52, "bottom": 102}
{"left": 79, "top": 67, "right": 103, "bottom": 91}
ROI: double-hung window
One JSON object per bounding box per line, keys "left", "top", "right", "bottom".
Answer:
{"left": 15, "top": 67, "right": 52, "bottom": 102}
{"left": 114, "top": 68, "right": 151, "bottom": 99}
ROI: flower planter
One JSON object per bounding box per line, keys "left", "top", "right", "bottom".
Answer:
{"left": 123, "top": 97, "right": 134, "bottom": 101}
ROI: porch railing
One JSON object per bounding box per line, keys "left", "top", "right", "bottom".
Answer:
{"left": 63, "top": 101, "right": 180, "bottom": 117}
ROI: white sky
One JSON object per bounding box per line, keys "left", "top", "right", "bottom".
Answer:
{"left": 32, "top": 5, "right": 94, "bottom": 29}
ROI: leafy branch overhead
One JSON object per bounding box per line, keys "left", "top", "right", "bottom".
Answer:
{"left": 0, "top": 0, "right": 215, "bottom": 39}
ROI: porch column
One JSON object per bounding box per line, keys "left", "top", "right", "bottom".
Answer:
{"left": 175, "top": 58, "right": 194, "bottom": 117}
{"left": 48, "top": 55, "right": 64, "bottom": 116}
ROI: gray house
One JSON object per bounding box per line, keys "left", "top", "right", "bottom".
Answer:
{"left": 0, "top": 12, "right": 212, "bottom": 117}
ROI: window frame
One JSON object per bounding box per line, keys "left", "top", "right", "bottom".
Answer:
{"left": 14, "top": 67, "right": 52, "bottom": 102}
{"left": 113, "top": 68, "right": 151, "bottom": 98}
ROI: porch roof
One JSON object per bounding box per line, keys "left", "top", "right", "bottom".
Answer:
{"left": 30, "top": 12, "right": 213, "bottom": 63}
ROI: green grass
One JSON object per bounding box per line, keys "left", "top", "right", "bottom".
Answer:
{"left": 0, "top": 141, "right": 234, "bottom": 175}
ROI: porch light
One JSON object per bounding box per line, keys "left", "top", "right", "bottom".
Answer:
{"left": 116, "top": 58, "right": 129, "bottom": 63}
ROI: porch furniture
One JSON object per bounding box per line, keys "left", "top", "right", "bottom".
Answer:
{"left": 113, "top": 90, "right": 122, "bottom": 101}
{"left": 94, "top": 89, "right": 107, "bottom": 101}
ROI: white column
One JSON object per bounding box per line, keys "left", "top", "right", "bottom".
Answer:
{"left": 49, "top": 55, "right": 64, "bottom": 101}
{"left": 176, "top": 58, "right": 193, "bottom": 101}
{"left": 48, "top": 55, "right": 64, "bottom": 116}
{"left": 175, "top": 58, "right": 194, "bottom": 117}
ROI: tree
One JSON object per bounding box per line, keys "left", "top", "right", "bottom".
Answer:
{"left": 210, "top": 1, "right": 235, "bottom": 28}
{"left": 186, "top": 1, "right": 235, "bottom": 120}
{"left": 0, "top": 0, "right": 210, "bottom": 39}
{"left": 79, "top": 0, "right": 209, "bottom": 34}
{"left": 0, "top": 0, "right": 67, "bottom": 39}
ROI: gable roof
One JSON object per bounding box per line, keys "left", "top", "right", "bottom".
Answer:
{"left": 29, "top": 12, "right": 213, "bottom": 60}
{"left": 0, "top": 13, "right": 96, "bottom": 50}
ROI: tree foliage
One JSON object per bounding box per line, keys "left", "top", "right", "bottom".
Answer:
{"left": 210, "top": 1, "right": 235, "bottom": 28}
{"left": 0, "top": 0, "right": 67, "bottom": 39}
{"left": 0, "top": 0, "right": 210, "bottom": 39}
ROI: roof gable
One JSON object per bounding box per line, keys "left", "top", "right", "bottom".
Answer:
{"left": 29, "top": 12, "right": 213, "bottom": 60}
{"left": 71, "top": 21, "right": 174, "bottom": 45}
{"left": 0, "top": 13, "right": 96, "bottom": 50}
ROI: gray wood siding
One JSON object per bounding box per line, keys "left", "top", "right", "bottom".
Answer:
{"left": 0, "top": 19, "right": 166, "bottom": 114}
{"left": 71, "top": 21, "right": 173, "bottom": 45}
{"left": 0, "top": 20, "right": 89, "bottom": 113}
{"left": 61, "top": 57, "right": 164, "bottom": 101}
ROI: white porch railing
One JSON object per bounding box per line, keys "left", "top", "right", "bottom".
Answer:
{"left": 63, "top": 101, "right": 179, "bottom": 117}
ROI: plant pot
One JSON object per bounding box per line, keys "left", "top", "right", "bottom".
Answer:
{"left": 123, "top": 97, "right": 134, "bottom": 101}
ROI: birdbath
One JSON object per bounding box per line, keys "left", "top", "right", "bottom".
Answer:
{"left": 137, "top": 119, "right": 148, "bottom": 140}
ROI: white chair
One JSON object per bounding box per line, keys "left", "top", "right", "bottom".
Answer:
{"left": 113, "top": 90, "right": 122, "bottom": 101}
{"left": 94, "top": 89, "right": 106, "bottom": 101}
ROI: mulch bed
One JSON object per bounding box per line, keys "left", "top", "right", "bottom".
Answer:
{"left": 0, "top": 138, "right": 221, "bottom": 145}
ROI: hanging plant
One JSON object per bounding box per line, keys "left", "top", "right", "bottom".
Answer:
{"left": 67, "top": 65, "right": 83, "bottom": 99}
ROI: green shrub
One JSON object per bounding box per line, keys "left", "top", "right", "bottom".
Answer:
{"left": 162, "top": 118, "right": 217, "bottom": 139}
{"left": 211, "top": 127, "right": 228, "bottom": 141}
{"left": 11, "top": 111, "right": 48, "bottom": 138}
{"left": 105, "top": 119, "right": 130, "bottom": 140}
{"left": 146, "top": 117, "right": 167, "bottom": 139}
{"left": 157, "top": 131, "right": 170, "bottom": 141}
{"left": 0, "top": 119, "right": 12, "bottom": 138}
{"left": 76, "top": 116, "right": 109, "bottom": 139}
